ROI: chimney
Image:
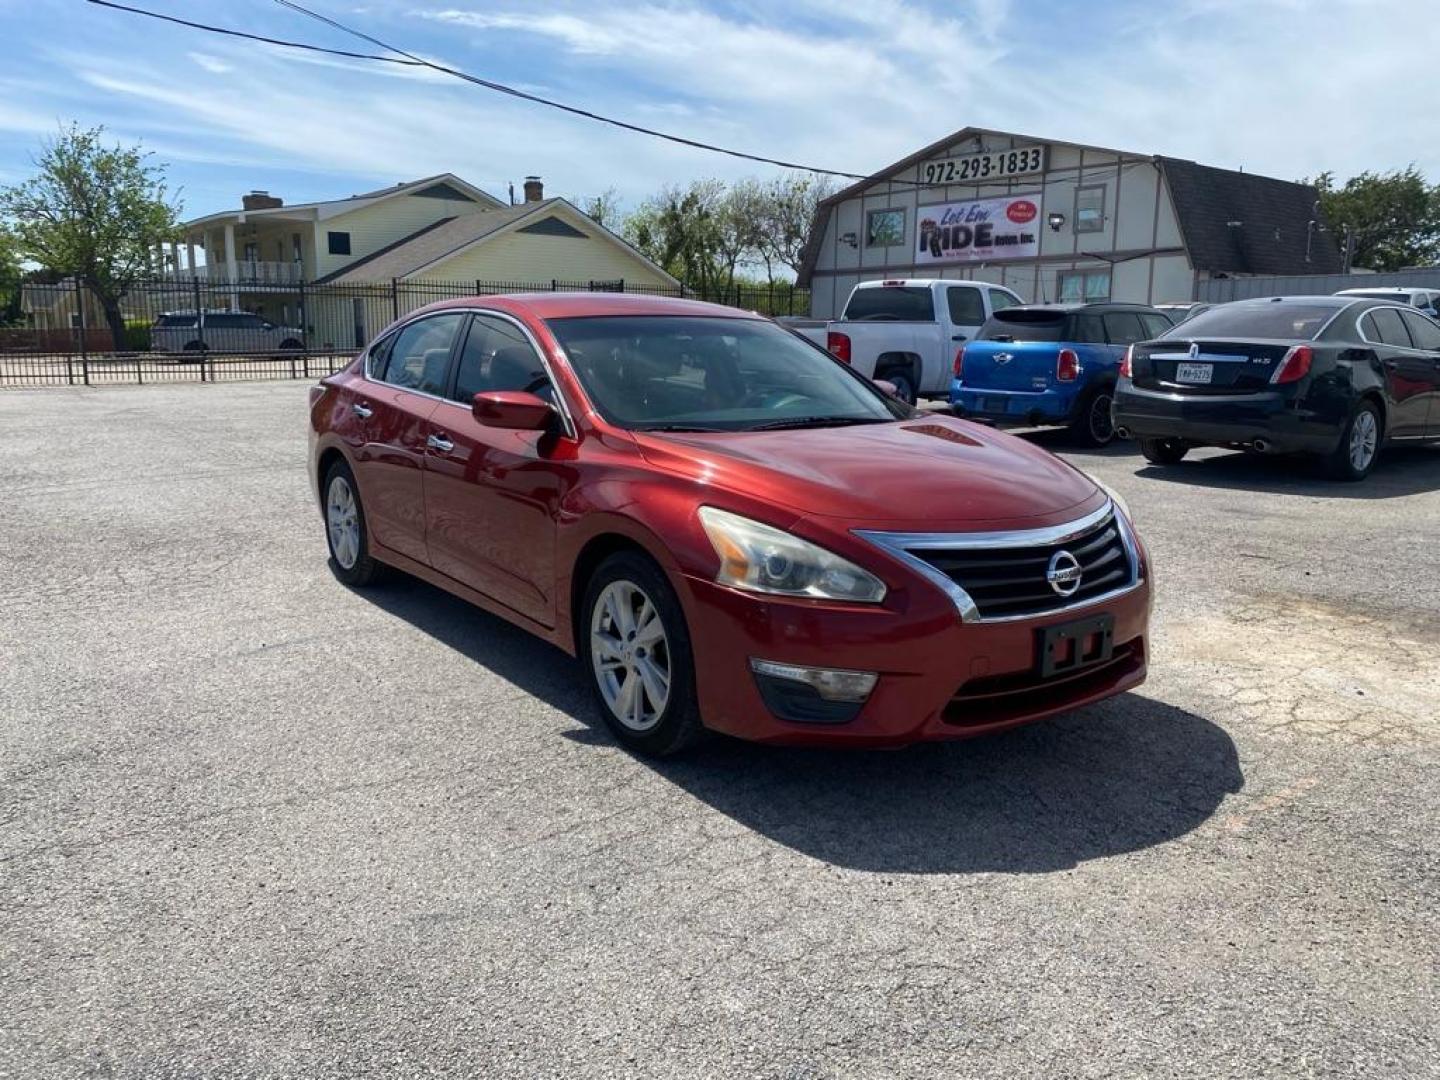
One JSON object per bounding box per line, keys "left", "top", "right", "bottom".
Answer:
{"left": 522, "top": 176, "right": 544, "bottom": 203}
{"left": 242, "top": 190, "right": 283, "bottom": 211}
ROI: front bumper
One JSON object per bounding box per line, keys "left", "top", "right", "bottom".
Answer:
{"left": 676, "top": 568, "right": 1151, "bottom": 747}
{"left": 1113, "top": 381, "right": 1339, "bottom": 453}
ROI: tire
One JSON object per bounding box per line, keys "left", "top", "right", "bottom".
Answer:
{"left": 182, "top": 341, "right": 208, "bottom": 364}
{"left": 580, "top": 551, "right": 704, "bottom": 757}
{"left": 322, "top": 458, "right": 383, "bottom": 586}
{"left": 278, "top": 339, "right": 303, "bottom": 353}
{"left": 1324, "top": 400, "right": 1382, "bottom": 481}
{"left": 1067, "top": 386, "right": 1117, "bottom": 447}
{"left": 1139, "top": 437, "right": 1189, "bottom": 465}
{"left": 877, "top": 368, "right": 917, "bottom": 406}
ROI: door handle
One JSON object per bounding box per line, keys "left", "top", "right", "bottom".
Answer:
{"left": 352, "top": 402, "right": 373, "bottom": 419}
{"left": 427, "top": 433, "right": 455, "bottom": 453}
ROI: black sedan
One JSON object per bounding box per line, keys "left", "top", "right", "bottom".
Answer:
{"left": 1112, "top": 296, "right": 1440, "bottom": 480}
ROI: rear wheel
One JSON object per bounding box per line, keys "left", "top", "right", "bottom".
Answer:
{"left": 182, "top": 341, "right": 207, "bottom": 364}
{"left": 1139, "top": 437, "right": 1189, "bottom": 465}
{"left": 1325, "top": 400, "right": 1381, "bottom": 481}
{"left": 1068, "top": 387, "right": 1117, "bottom": 447}
{"left": 323, "top": 459, "right": 382, "bottom": 586}
{"left": 581, "top": 552, "right": 703, "bottom": 757}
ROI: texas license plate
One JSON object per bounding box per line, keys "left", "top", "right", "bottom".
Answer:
{"left": 1175, "top": 361, "right": 1214, "bottom": 384}
{"left": 1039, "top": 614, "right": 1115, "bottom": 678}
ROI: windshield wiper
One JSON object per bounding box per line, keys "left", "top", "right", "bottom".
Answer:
{"left": 745, "top": 416, "right": 893, "bottom": 431}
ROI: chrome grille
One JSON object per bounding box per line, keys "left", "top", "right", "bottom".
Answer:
{"left": 855, "top": 502, "right": 1139, "bottom": 623}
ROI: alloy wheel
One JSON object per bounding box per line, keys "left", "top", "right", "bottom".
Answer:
{"left": 1349, "top": 410, "right": 1378, "bottom": 472}
{"left": 589, "top": 580, "right": 671, "bottom": 732}
{"left": 326, "top": 475, "right": 360, "bottom": 570}
{"left": 1089, "top": 392, "right": 1115, "bottom": 444}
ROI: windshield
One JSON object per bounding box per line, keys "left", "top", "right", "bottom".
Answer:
{"left": 546, "top": 315, "right": 904, "bottom": 432}
{"left": 1162, "top": 302, "right": 1339, "bottom": 341}
{"left": 842, "top": 287, "right": 935, "bottom": 321}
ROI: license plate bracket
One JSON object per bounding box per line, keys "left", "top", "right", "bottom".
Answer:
{"left": 1039, "top": 614, "right": 1115, "bottom": 678}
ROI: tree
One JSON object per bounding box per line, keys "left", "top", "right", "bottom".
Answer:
{"left": 757, "top": 172, "right": 836, "bottom": 278}
{"left": 0, "top": 225, "right": 21, "bottom": 326}
{"left": 574, "top": 187, "right": 622, "bottom": 229}
{"left": 0, "top": 124, "right": 182, "bottom": 349}
{"left": 1308, "top": 167, "right": 1440, "bottom": 272}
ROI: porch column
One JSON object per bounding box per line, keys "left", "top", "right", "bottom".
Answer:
{"left": 169, "top": 242, "right": 180, "bottom": 277}
{"left": 223, "top": 223, "right": 238, "bottom": 310}
{"left": 186, "top": 240, "right": 197, "bottom": 276}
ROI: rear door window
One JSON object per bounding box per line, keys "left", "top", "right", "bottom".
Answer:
{"left": 1366, "top": 307, "right": 1414, "bottom": 348}
{"left": 946, "top": 285, "right": 985, "bottom": 325}
{"left": 380, "top": 313, "right": 467, "bottom": 395}
{"left": 988, "top": 289, "right": 1018, "bottom": 312}
{"left": 1102, "top": 311, "right": 1146, "bottom": 345}
{"left": 843, "top": 287, "right": 935, "bottom": 321}
{"left": 1399, "top": 310, "right": 1440, "bottom": 351}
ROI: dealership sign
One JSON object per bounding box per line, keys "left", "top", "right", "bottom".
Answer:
{"left": 916, "top": 195, "right": 1041, "bottom": 265}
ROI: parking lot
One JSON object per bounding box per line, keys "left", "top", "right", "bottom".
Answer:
{"left": 2, "top": 381, "right": 1437, "bottom": 1078}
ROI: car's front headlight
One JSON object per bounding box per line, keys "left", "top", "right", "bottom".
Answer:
{"left": 697, "top": 507, "right": 887, "bottom": 603}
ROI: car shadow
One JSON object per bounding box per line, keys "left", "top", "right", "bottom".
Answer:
{"left": 1129, "top": 444, "right": 1440, "bottom": 499}
{"left": 355, "top": 573, "right": 1243, "bottom": 876}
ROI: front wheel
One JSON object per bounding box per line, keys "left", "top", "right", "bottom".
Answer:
{"left": 1068, "top": 387, "right": 1117, "bottom": 447}
{"left": 1325, "top": 400, "right": 1381, "bottom": 481}
{"left": 1139, "top": 437, "right": 1189, "bottom": 465}
{"left": 580, "top": 552, "right": 703, "bottom": 757}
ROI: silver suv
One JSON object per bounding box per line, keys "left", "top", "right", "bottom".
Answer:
{"left": 152, "top": 311, "right": 305, "bottom": 357}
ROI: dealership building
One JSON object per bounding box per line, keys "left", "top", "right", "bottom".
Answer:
{"left": 798, "top": 127, "right": 1343, "bottom": 317}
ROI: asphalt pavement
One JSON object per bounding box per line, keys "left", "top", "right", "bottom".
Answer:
{"left": 2, "top": 382, "right": 1437, "bottom": 1079}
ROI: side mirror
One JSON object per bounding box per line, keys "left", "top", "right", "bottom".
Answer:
{"left": 874, "top": 378, "right": 900, "bottom": 398}
{"left": 472, "top": 390, "right": 555, "bottom": 431}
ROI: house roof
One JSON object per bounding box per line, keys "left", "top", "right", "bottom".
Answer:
{"left": 796, "top": 128, "right": 1344, "bottom": 284}
{"left": 183, "top": 173, "right": 503, "bottom": 230}
{"left": 314, "top": 198, "right": 680, "bottom": 287}
{"left": 1155, "top": 158, "right": 1343, "bottom": 275}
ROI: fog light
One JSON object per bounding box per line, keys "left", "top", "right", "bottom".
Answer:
{"left": 748, "top": 659, "right": 878, "bottom": 702}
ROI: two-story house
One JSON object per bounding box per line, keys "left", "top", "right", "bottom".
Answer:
{"left": 176, "top": 174, "right": 678, "bottom": 349}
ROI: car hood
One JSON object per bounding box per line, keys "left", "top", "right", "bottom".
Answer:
{"left": 633, "top": 415, "right": 1103, "bottom": 531}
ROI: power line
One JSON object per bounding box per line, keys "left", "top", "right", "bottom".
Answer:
{"left": 85, "top": 0, "right": 428, "bottom": 67}
{"left": 84, "top": 0, "right": 881, "bottom": 182}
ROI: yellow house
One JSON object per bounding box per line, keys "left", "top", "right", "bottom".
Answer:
{"left": 176, "top": 174, "right": 680, "bottom": 350}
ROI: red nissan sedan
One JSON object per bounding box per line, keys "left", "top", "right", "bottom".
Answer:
{"left": 308, "top": 294, "right": 1151, "bottom": 755}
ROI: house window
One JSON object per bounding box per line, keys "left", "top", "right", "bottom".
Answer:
{"left": 1075, "top": 185, "right": 1106, "bottom": 233}
{"left": 866, "top": 208, "right": 905, "bottom": 248}
{"left": 1058, "top": 269, "right": 1111, "bottom": 303}
{"left": 327, "top": 231, "right": 352, "bottom": 256}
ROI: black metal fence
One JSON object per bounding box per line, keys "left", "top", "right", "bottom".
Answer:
{"left": 0, "top": 276, "right": 811, "bottom": 389}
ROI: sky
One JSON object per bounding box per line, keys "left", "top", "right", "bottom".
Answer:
{"left": 1, "top": 0, "right": 1436, "bottom": 220}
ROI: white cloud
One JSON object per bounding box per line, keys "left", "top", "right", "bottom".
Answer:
{"left": 187, "top": 53, "right": 233, "bottom": 76}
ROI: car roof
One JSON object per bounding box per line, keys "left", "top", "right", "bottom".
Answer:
{"left": 404, "top": 292, "right": 767, "bottom": 322}
{"left": 1336, "top": 286, "right": 1432, "bottom": 296}
{"left": 994, "top": 302, "right": 1158, "bottom": 313}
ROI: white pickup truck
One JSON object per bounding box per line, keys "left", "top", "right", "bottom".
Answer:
{"left": 821, "top": 279, "right": 1025, "bottom": 403}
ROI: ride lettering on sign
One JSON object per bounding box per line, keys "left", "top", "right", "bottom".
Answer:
{"left": 917, "top": 195, "right": 1041, "bottom": 264}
